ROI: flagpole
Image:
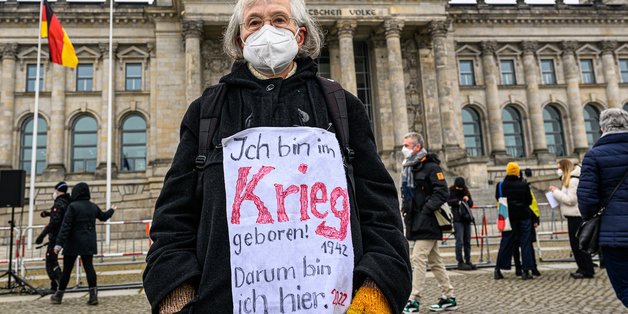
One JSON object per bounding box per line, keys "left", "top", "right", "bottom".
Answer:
{"left": 105, "top": 0, "right": 114, "bottom": 245}
{"left": 27, "top": 0, "right": 45, "bottom": 249}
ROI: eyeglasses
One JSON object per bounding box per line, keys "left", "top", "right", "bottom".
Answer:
{"left": 240, "top": 13, "right": 297, "bottom": 32}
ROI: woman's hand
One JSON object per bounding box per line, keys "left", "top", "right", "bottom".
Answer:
{"left": 549, "top": 185, "right": 557, "bottom": 192}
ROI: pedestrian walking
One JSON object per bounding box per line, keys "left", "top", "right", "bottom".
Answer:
{"left": 51, "top": 182, "right": 116, "bottom": 305}
{"left": 512, "top": 170, "right": 541, "bottom": 277}
{"left": 447, "top": 177, "right": 476, "bottom": 271}
{"left": 578, "top": 108, "right": 628, "bottom": 307}
{"left": 549, "top": 159, "right": 594, "bottom": 279}
{"left": 35, "top": 181, "right": 71, "bottom": 293}
{"left": 494, "top": 162, "right": 534, "bottom": 280}
{"left": 401, "top": 132, "right": 457, "bottom": 313}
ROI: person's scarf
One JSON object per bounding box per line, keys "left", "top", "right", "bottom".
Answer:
{"left": 401, "top": 148, "right": 427, "bottom": 201}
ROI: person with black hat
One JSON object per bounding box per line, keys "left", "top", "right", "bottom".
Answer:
{"left": 447, "top": 177, "right": 476, "bottom": 271}
{"left": 35, "top": 181, "right": 71, "bottom": 293}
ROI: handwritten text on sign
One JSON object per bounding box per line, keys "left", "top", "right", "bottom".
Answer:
{"left": 222, "top": 127, "right": 354, "bottom": 314}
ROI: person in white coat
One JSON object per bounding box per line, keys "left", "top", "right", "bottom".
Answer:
{"left": 549, "top": 159, "right": 594, "bottom": 279}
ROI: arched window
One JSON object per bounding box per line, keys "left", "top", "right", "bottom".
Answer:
{"left": 583, "top": 105, "right": 601, "bottom": 147}
{"left": 20, "top": 116, "right": 47, "bottom": 174}
{"left": 72, "top": 115, "right": 98, "bottom": 173}
{"left": 502, "top": 106, "right": 526, "bottom": 158}
{"left": 121, "top": 114, "right": 147, "bottom": 172}
{"left": 462, "top": 107, "right": 484, "bottom": 157}
{"left": 543, "top": 105, "right": 566, "bottom": 156}
{"left": 623, "top": 103, "right": 628, "bottom": 112}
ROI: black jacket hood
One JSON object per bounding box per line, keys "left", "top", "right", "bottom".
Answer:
{"left": 423, "top": 152, "right": 441, "bottom": 165}
{"left": 71, "top": 182, "right": 91, "bottom": 201}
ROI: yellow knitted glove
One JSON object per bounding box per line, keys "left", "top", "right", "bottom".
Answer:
{"left": 346, "top": 279, "right": 392, "bottom": 314}
{"left": 159, "top": 282, "right": 195, "bottom": 314}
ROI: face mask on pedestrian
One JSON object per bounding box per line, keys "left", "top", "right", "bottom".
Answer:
{"left": 401, "top": 146, "right": 414, "bottom": 158}
{"left": 52, "top": 191, "right": 58, "bottom": 199}
{"left": 242, "top": 25, "right": 299, "bottom": 76}
{"left": 556, "top": 169, "right": 563, "bottom": 178}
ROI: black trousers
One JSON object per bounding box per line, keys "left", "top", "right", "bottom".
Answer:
{"left": 45, "top": 243, "right": 61, "bottom": 289}
{"left": 567, "top": 216, "right": 594, "bottom": 276}
{"left": 58, "top": 255, "right": 97, "bottom": 291}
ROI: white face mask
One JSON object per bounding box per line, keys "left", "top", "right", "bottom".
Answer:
{"left": 557, "top": 169, "right": 563, "bottom": 178}
{"left": 52, "top": 191, "right": 58, "bottom": 199}
{"left": 401, "top": 146, "right": 414, "bottom": 158}
{"left": 242, "top": 25, "right": 299, "bottom": 76}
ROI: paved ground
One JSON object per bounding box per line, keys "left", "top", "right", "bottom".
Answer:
{"left": 0, "top": 262, "right": 625, "bottom": 313}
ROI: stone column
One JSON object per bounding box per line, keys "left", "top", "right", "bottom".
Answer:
{"left": 327, "top": 34, "right": 342, "bottom": 82}
{"left": 183, "top": 20, "right": 203, "bottom": 104}
{"left": 415, "top": 34, "right": 444, "bottom": 153}
{"left": 561, "top": 41, "right": 589, "bottom": 153}
{"left": 371, "top": 34, "right": 394, "bottom": 152}
{"left": 601, "top": 40, "right": 621, "bottom": 108}
{"left": 97, "top": 43, "right": 118, "bottom": 176}
{"left": 0, "top": 44, "right": 17, "bottom": 169}
{"left": 384, "top": 18, "right": 409, "bottom": 146}
{"left": 44, "top": 64, "right": 67, "bottom": 179}
{"left": 429, "top": 21, "right": 465, "bottom": 159}
{"left": 336, "top": 20, "right": 357, "bottom": 95}
{"left": 521, "top": 41, "right": 550, "bottom": 160}
{"left": 481, "top": 41, "right": 507, "bottom": 160}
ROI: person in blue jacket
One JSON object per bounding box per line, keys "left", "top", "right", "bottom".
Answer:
{"left": 577, "top": 108, "right": 628, "bottom": 307}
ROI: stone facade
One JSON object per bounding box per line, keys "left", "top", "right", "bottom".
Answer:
{"left": 1, "top": 0, "right": 628, "bottom": 223}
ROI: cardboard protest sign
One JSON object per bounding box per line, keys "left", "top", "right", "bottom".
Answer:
{"left": 222, "top": 127, "right": 354, "bottom": 314}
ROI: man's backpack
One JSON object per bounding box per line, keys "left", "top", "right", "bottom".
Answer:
{"left": 193, "top": 77, "right": 359, "bottom": 220}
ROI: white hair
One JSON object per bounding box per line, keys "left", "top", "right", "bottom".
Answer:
{"left": 223, "top": 0, "right": 324, "bottom": 60}
{"left": 600, "top": 108, "right": 628, "bottom": 133}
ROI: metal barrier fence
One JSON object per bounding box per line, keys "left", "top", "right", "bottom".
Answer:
{"left": 0, "top": 203, "right": 571, "bottom": 284}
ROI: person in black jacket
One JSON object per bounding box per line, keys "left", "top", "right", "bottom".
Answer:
{"left": 35, "top": 181, "right": 71, "bottom": 293}
{"left": 401, "top": 132, "right": 456, "bottom": 313}
{"left": 143, "top": 1, "right": 411, "bottom": 313}
{"left": 447, "top": 177, "right": 475, "bottom": 271}
{"left": 494, "top": 162, "right": 534, "bottom": 280}
{"left": 51, "top": 182, "right": 115, "bottom": 305}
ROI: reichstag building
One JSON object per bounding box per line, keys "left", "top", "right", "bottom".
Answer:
{"left": 1, "top": 0, "right": 627, "bottom": 218}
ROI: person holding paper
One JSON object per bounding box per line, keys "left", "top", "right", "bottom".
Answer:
{"left": 549, "top": 159, "right": 594, "bottom": 279}
{"left": 143, "top": 1, "right": 411, "bottom": 313}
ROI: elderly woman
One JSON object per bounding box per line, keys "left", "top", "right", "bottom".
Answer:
{"left": 143, "top": 0, "right": 411, "bottom": 313}
{"left": 578, "top": 108, "right": 628, "bottom": 307}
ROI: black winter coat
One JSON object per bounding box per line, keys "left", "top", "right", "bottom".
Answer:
{"left": 404, "top": 153, "right": 449, "bottom": 240}
{"left": 40, "top": 194, "right": 71, "bottom": 243}
{"left": 56, "top": 183, "right": 115, "bottom": 255}
{"left": 495, "top": 176, "right": 532, "bottom": 222}
{"left": 143, "top": 58, "right": 411, "bottom": 314}
{"left": 447, "top": 187, "right": 473, "bottom": 223}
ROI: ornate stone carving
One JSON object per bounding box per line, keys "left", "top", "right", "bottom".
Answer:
{"left": 384, "top": 18, "right": 403, "bottom": 38}
{"left": 521, "top": 41, "right": 539, "bottom": 55}
{"left": 561, "top": 41, "right": 579, "bottom": 55}
{"left": 480, "top": 41, "right": 498, "bottom": 56}
{"left": 427, "top": 20, "right": 450, "bottom": 38}
{"left": 1, "top": 43, "right": 18, "bottom": 60}
{"left": 147, "top": 42, "right": 156, "bottom": 58}
{"left": 98, "top": 42, "right": 118, "bottom": 58}
{"left": 335, "top": 20, "right": 357, "bottom": 37}
{"left": 182, "top": 20, "right": 203, "bottom": 39}
{"left": 600, "top": 40, "right": 618, "bottom": 55}
{"left": 326, "top": 33, "right": 339, "bottom": 49}
{"left": 414, "top": 34, "right": 432, "bottom": 50}
{"left": 370, "top": 33, "right": 386, "bottom": 49}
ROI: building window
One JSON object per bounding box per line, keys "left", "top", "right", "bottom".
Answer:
{"left": 620, "top": 59, "right": 628, "bottom": 83}
{"left": 121, "top": 114, "right": 147, "bottom": 172}
{"left": 72, "top": 115, "right": 98, "bottom": 173}
{"left": 502, "top": 106, "right": 525, "bottom": 158}
{"left": 317, "top": 48, "right": 331, "bottom": 79}
{"left": 20, "top": 116, "right": 47, "bottom": 174}
{"left": 624, "top": 103, "right": 628, "bottom": 112}
{"left": 584, "top": 104, "right": 601, "bottom": 147}
{"left": 354, "top": 42, "right": 374, "bottom": 126}
{"left": 458, "top": 60, "right": 475, "bottom": 86}
{"left": 462, "top": 107, "right": 483, "bottom": 157}
{"left": 580, "top": 59, "right": 596, "bottom": 84}
{"left": 540, "top": 59, "right": 556, "bottom": 85}
{"left": 543, "top": 105, "right": 566, "bottom": 156}
{"left": 500, "top": 60, "right": 516, "bottom": 85}
{"left": 125, "top": 63, "right": 142, "bottom": 91}
{"left": 76, "top": 64, "right": 94, "bottom": 92}
{"left": 26, "top": 64, "right": 44, "bottom": 92}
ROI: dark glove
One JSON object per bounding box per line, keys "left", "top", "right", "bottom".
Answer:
{"left": 40, "top": 210, "right": 51, "bottom": 218}
{"left": 35, "top": 233, "right": 45, "bottom": 245}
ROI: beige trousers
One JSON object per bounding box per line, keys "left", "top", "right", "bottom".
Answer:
{"left": 409, "top": 240, "right": 455, "bottom": 301}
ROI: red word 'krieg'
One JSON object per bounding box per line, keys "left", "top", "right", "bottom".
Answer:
{"left": 230, "top": 164, "right": 349, "bottom": 241}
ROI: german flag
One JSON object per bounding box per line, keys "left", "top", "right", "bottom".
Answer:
{"left": 41, "top": 0, "right": 78, "bottom": 68}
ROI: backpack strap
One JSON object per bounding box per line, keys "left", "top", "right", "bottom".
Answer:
{"left": 317, "top": 77, "right": 359, "bottom": 222}
{"left": 195, "top": 83, "right": 227, "bottom": 171}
